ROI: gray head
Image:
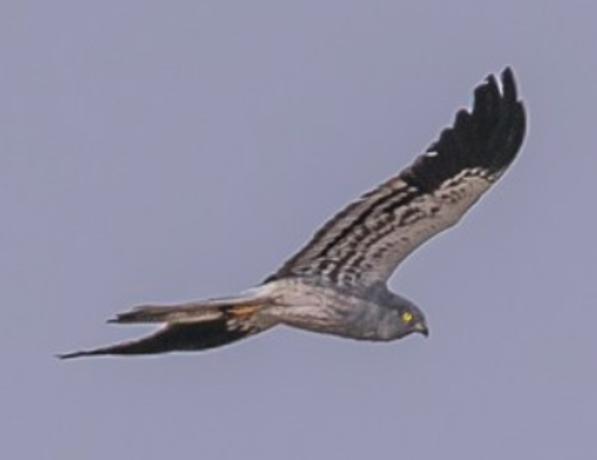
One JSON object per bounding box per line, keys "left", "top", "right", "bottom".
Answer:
{"left": 387, "top": 292, "right": 429, "bottom": 339}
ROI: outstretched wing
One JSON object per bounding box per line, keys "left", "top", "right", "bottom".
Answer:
{"left": 58, "top": 289, "right": 274, "bottom": 359}
{"left": 266, "top": 68, "right": 526, "bottom": 289}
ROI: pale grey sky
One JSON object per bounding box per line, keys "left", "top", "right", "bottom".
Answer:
{"left": 2, "top": 1, "right": 596, "bottom": 459}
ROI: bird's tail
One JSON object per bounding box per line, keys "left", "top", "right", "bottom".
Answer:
{"left": 59, "top": 291, "right": 274, "bottom": 359}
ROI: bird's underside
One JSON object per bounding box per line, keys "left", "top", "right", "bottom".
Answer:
{"left": 60, "top": 67, "right": 526, "bottom": 359}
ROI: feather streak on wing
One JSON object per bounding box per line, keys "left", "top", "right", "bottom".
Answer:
{"left": 266, "top": 68, "right": 526, "bottom": 288}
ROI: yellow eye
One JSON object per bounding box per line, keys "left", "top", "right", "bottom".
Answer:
{"left": 401, "top": 311, "right": 414, "bottom": 324}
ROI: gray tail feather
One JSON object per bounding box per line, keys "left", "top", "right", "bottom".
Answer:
{"left": 107, "top": 304, "right": 216, "bottom": 324}
{"left": 59, "top": 299, "right": 269, "bottom": 359}
{"left": 107, "top": 296, "right": 266, "bottom": 324}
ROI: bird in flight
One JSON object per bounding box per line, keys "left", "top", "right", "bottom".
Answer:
{"left": 61, "top": 68, "right": 526, "bottom": 359}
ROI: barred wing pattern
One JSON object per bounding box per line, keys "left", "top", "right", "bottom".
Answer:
{"left": 267, "top": 68, "right": 526, "bottom": 288}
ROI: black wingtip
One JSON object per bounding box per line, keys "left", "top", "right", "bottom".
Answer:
{"left": 402, "top": 67, "right": 526, "bottom": 192}
{"left": 58, "top": 319, "right": 255, "bottom": 359}
{"left": 500, "top": 67, "right": 517, "bottom": 102}
{"left": 501, "top": 66, "right": 514, "bottom": 81}
{"left": 57, "top": 352, "right": 75, "bottom": 360}
{"left": 485, "top": 72, "right": 499, "bottom": 89}
{"left": 57, "top": 349, "right": 105, "bottom": 360}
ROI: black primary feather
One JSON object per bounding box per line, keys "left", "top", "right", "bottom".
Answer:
{"left": 58, "top": 318, "right": 252, "bottom": 359}
{"left": 401, "top": 67, "right": 526, "bottom": 192}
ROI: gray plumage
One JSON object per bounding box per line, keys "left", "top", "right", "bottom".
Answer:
{"left": 60, "top": 68, "right": 526, "bottom": 359}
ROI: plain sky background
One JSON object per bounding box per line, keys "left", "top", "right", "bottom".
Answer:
{"left": 2, "top": 1, "right": 596, "bottom": 459}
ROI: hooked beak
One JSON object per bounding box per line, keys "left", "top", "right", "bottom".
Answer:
{"left": 414, "top": 321, "right": 429, "bottom": 337}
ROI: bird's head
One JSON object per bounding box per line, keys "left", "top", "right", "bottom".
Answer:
{"left": 391, "top": 294, "right": 429, "bottom": 339}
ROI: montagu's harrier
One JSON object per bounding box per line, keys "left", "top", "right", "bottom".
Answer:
{"left": 61, "top": 68, "right": 526, "bottom": 359}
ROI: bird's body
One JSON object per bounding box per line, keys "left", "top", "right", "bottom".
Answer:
{"left": 252, "top": 279, "right": 426, "bottom": 342}
{"left": 61, "top": 68, "right": 526, "bottom": 359}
